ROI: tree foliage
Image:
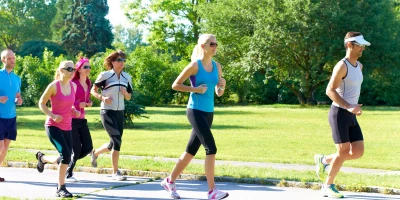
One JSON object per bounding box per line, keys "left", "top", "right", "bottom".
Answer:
{"left": 112, "top": 25, "right": 144, "bottom": 52}
{"left": 0, "top": 0, "right": 56, "bottom": 50}
{"left": 58, "top": 0, "right": 114, "bottom": 57}
{"left": 17, "top": 40, "right": 67, "bottom": 58}
{"left": 199, "top": 0, "right": 400, "bottom": 105}
{"left": 123, "top": 0, "right": 211, "bottom": 60}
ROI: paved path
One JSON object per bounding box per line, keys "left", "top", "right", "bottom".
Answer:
{"left": 15, "top": 148, "right": 400, "bottom": 175}
{"left": 1, "top": 168, "right": 400, "bottom": 200}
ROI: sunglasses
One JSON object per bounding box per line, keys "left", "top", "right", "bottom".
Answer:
{"left": 62, "top": 67, "right": 76, "bottom": 72}
{"left": 115, "top": 58, "right": 126, "bottom": 63}
{"left": 352, "top": 42, "right": 366, "bottom": 48}
{"left": 83, "top": 65, "right": 91, "bottom": 69}
{"left": 209, "top": 42, "right": 218, "bottom": 47}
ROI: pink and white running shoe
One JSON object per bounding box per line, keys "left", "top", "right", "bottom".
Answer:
{"left": 160, "top": 177, "right": 180, "bottom": 199}
{"left": 208, "top": 188, "right": 229, "bottom": 200}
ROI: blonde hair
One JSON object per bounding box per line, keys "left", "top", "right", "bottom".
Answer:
{"left": 55, "top": 60, "right": 74, "bottom": 80}
{"left": 191, "top": 34, "right": 216, "bottom": 62}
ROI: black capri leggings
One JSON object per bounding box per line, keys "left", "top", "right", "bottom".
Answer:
{"left": 45, "top": 126, "right": 73, "bottom": 165}
{"left": 66, "top": 118, "right": 93, "bottom": 177}
{"left": 186, "top": 108, "right": 217, "bottom": 156}
{"left": 100, "top": 110, "right": 124, "bottom": 151}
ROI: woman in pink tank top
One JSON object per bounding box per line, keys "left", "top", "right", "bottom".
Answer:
{"left": 36, "top": 60, "right": 80, "bottom": 198}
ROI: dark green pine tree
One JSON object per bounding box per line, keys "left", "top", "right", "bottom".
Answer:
{"left": 51, "top": 0, "right": 73, "bottom": 41}
{"left": 60, "top": 0, "right": 113, "bottom": 57}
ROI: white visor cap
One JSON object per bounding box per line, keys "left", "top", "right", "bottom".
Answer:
{"left": 344, "top": 35, "right": 371, "bottom": 46}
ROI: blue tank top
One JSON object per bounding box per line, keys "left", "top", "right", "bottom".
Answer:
{"left": 187, "top": 60, "right": 219, "bottom": 112}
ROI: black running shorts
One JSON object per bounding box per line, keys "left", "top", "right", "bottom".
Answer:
{"left": 328, "top": 105, "right": 364, "bottom": 144}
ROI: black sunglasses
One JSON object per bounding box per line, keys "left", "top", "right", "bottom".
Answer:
{"left": 209, "top": 42, "right": 218, "bottom": 47}
{"left": 115, "top": 58, "right": 126, "bottom": 63}
{"left": 83, "top": 65, "right": 91, "bottom": 69}
{"left": 62, "top": 67, "right": 76, "bottom": 72}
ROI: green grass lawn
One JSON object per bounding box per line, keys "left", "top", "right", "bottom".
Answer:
{"left": 5, "top": 105, "right": 400, "bottom": 190}
{"left": 11, "top": 105, "right": 400, "bottom": 170}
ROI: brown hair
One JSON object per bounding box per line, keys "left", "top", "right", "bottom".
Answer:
{"left": 103, "top": 50, "right": 126, "bottom": 70}
{"left": 344, "top": 31, "right": 362, "bottom": 48}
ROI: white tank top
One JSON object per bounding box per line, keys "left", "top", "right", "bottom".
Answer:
{"left": 332, "top": 58, "right": 363, "bottom": 108}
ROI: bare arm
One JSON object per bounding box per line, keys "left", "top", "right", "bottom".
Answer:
{"left": 215, "top": 62, "right": 226, "bottom": 97}
{"left": 172, "top": 62, "right": 206, "bottom": 94}
{"left": 91, "top": 84, "right": 102, "bottom": 100}
{"left": 38, "top": 82, "right": 58, "bottom": 120}
{"left": 326, "top": 61, "right": 362, "bottom": 115}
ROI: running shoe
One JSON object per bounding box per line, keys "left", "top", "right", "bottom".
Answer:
{"left": 314, "top": 154, "right": 329, "bottom": 181}
{"left": 35, "top": 151, "right": 47, "bottom": 173}
{"left": 90, "top": 149, "right": 97, "bottom": 168}
{"left": 56, "top": 185, "right": 73, "bottom": 198}
{"left": 208, "top": 188, "right": 229, "bottom": 200}
{"left": 160, "top": 177, "right": 180, "bottom": 199}
{"left": 65, "top": 175, "right": 78, "bottom": 182}
{"left": 112, "top": 170, "right": 127, "bottom": 181}
{"left": 320, "top": 184, "right": 344, "bottom": 198}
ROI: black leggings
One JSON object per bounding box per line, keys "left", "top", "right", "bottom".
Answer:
{"left": 66, "top": 118, "right": 93, "bottom": 177}
{"left": 100, "top": 110, "right": 124, "bottom": 151}
{"left": 45, "top": 126, "right": 72, "bottom": 165}
{"left": 185, "top": 108, "right": 217, "bottom": 156}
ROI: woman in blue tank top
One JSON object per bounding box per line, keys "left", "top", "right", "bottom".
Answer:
{"left": 160, "top": 34, "right": 229, "bottom": 200}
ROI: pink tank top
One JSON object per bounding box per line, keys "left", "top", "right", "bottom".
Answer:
{"left": 45, "top": 81, "right": 75, "bottom": 131}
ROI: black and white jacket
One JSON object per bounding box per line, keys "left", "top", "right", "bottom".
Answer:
{"left": 94, "top": 69, "right": 133, "bottom": 111}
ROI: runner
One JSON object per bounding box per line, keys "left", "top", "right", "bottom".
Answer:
{"left": 160, "top": 34, "right": 229, "bottom": 200}
{"left": 314, "top": 31, "right": 370, "bottom": 198}
{"left": 90, "top": 50, "right": 133, "bottom": 181}
{"left": 0, "top": 49, "right": 23, "bottom": 182}
{"left": 36, "top": 60, "right": 80, "bottom": 198}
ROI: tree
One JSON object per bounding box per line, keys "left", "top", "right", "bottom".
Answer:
{"left": 200, "top": 0, "right": 400, "bottom": 105}
{"left": 0, "top": 0, "right": 57, "bottom": 50}
{"left": 51, "top": 0, "right": 73, "bottom": 41}
{"left": 112, "top": 25, "right": 144, "bottom": 52}
{"left": 17, "top": 40, "right": 67, "bottom": 58}
{"left": 60, "top": 0, "right": 114, "bottom": 57}
{"left": 123, "top": 0, "right": 211, "bottom": 60}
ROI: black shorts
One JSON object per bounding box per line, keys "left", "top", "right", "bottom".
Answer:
{"left": 0, "top": 117, "right": 17, "bottom": 141}
{"left": 328, "top": 105, "right": 363, "bottom": 144}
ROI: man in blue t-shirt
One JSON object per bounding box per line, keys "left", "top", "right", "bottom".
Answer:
{"left": 0, "top": 49, "right": 23, "bottom": 182}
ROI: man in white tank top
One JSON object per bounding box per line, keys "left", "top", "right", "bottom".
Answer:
{"left": 314, "top": 32, "right": 370, "bottom": 198}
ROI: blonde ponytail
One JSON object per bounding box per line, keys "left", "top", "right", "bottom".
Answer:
{"left": 190, "top": 34, "right": 216, "bottom": 62}
{"left": 191, "top": 44, "right": 203, "bottom": 62}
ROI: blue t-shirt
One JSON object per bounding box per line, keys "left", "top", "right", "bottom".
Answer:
{"left": 187, "top": 60, "right": 219, "bottom": 112}
{"left": 0, "top": 68, "right": 21, "bottom": 118}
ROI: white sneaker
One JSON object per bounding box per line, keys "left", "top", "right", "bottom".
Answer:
{"left": 112, "top": 170, "right": 127, "bottom": 181}
{"left": 65, "top": 176, "right": 78, "bottom": 182}
{"left": 208, "top": 188, "right": 229, "bottom": 200}
{"left": 160, "top": 177, "right": 180, "bottom": 199}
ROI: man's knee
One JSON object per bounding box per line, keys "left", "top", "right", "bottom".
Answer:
{"left": 0, "top": 143, "right": 4, "bottom": 153}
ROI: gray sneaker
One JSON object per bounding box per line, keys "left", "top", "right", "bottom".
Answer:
{"left": 90, "top": 149, "right": 97, "bottom": 168}
{"left": 112, "top": 170, "right": 127, "bottom": 181}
